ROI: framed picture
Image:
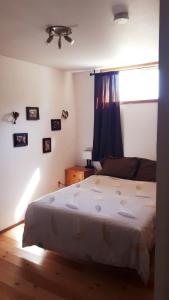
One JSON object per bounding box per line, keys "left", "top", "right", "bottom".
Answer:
{"left": 26, "top": 107, "right": 39, "bottom": 120}
{"left": 51, "top": 119, "right": 61, "bottom": 131}
{"left": 13, "top": 133, "right": 28, "bottom": 147}
{"left": 42, "top": 138, "right": 51, "bottom": 153}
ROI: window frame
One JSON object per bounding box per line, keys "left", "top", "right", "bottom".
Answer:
{"left": 101, "top": 62, "right": 159, "bottom": 105}
{"left": 119, "top": 67, "right": 159, "bottom": 104}
{"left": 120, "top": 99, "right": 158, "bottom": 105}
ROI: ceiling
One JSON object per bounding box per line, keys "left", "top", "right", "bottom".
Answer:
{"left": 0, "top": 0, "right": 159, "bottom": 71}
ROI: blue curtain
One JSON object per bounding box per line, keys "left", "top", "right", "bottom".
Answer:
{"left": 92, "top": 71, "right": 123, "bottom": 161}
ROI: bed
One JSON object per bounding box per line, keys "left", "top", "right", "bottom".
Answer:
{"left": 23, "top": 174, "right": 156, "bottom": 283}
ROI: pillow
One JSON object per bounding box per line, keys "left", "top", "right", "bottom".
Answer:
{"left": 92, "top": 161, "right": 102, "bottom": 171}
{"left": 134, "top": 158, "right": 156, "bottom": 182}
{"left": 97, "top": 157, "right": 138, "bottom": 179}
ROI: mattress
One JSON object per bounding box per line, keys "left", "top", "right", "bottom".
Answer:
{"left": 23, "top": 175, "right": 156, "bottom": 283}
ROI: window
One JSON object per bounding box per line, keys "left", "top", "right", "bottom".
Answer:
{"left": 119, "top": 67, "right": 159, "bottom": 102}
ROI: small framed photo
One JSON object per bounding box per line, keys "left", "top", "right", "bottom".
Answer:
{"left": 13, "top": 133, "right": 28, "bottom": 147}
{"left": 26, "top": 107, "right": 39, "bottom": 120}
{"left": 51, "top": 119, "right": 61, "bottom": 131}
{"left": 42, "top": 138, "right": 51, "bottom": 153}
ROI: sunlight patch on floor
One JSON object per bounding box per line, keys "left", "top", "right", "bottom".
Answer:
{"left": 15, "top": 168, "right": 40, "bottom": 222}
{"left": 7, "top": 224, "right": 45, "bottom": 264}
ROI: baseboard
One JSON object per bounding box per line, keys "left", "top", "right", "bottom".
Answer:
{"left": 0, "top": 220, "right": 24, "bottom": 235}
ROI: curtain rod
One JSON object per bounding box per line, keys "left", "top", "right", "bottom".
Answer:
{"left": 90, "top": 61, "right": 159, "bottom": 76}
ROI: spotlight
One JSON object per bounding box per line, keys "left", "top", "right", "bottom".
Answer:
{"left": 46, "top": 34, "right": 54, "bottom": 44}
{"left": 64, "top": 35, "right": 75, "bottom": 45}
{"left": 58, "top": 35, "right": 62, "bottom": 49}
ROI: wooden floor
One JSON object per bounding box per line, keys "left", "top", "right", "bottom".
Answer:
{"left": 0, "top": 224, "right": 154, "bottom": 300}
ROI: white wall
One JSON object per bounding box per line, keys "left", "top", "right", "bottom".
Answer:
{"left": 0, "top": 55, "right": 76, "bottom": 230}
{"left": 74, "top": 71, "right": 157, "bottom": 165}
{"left": 73, "top": 72, "right": 94, "bottom": 165}
{"left": 120, "top": 103, "right": 157, "bottom": 160}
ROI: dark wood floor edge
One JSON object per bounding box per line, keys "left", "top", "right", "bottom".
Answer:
{"left": 0, "top": 220, "right": 24, "bottom": 235}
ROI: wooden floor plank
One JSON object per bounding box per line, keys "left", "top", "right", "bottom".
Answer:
{"left": 0, "top": 224, "right": 154, "bottom": 300}
{"left": 0, "top": 281, "right": 33, "bottom": 300}
{"left": 0, "top": 259, "right": 63, "bottom": 300}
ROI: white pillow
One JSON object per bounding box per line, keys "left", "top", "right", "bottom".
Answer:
{"left": 92, "top": 161, "right": 102, "bottom": 171}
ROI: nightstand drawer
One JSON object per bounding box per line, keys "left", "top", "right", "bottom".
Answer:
{"left": 65, "top": 166, "right": 95, "bottom": 186}
{"left": 67, "top": 171, "right": 84, "bottom": 184}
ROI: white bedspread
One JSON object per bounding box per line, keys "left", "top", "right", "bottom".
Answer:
{"left": 23, "top": 175, "right": 156, "bottom": 283}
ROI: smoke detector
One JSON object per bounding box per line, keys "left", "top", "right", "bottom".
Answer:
{"left": 114, "top": 12, "right": 129, "bottom": 24}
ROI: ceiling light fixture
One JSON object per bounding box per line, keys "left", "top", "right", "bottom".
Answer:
{"left": 46, "top": 25, "right": 75, "bottom": 49}
{"left": 114, "top": 12, "right": 129, "bottom": 24}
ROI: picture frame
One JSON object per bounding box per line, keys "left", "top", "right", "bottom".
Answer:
{"left": 51, "top": 119, "right": 61, "bottom": 131}
{"left": 26, "top": 107, "right": 39, "bottom": 120}
{"left": 42, "top": 138, "right": 51, "bottom": 153}
{"left": 13, "top": 133, "right": 28, "bottom": 147}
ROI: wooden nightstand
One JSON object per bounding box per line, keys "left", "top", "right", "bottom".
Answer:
{"left": 65, "top": 166, "right": 95, "bottom": 186}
